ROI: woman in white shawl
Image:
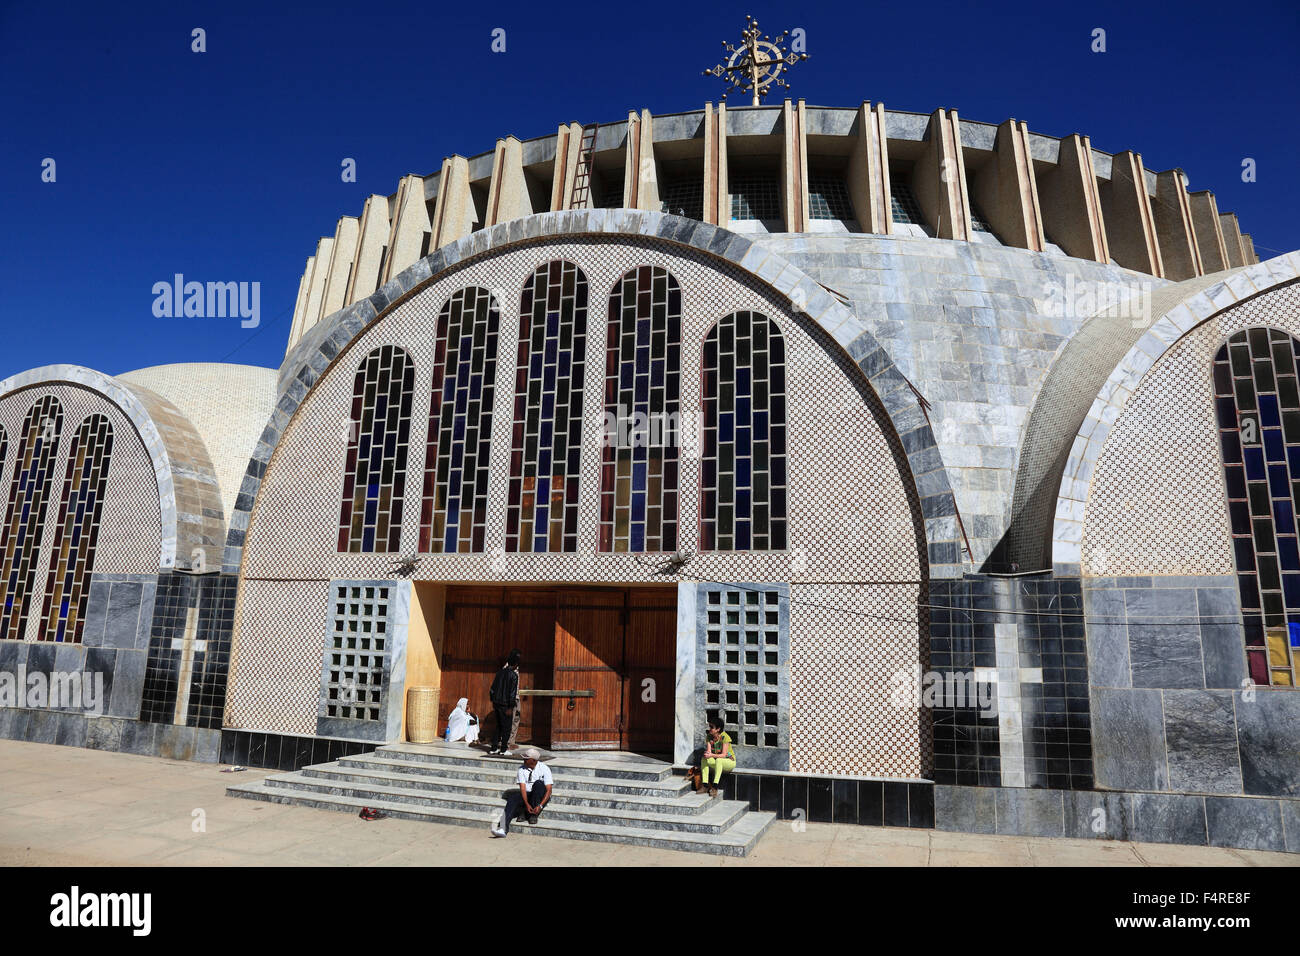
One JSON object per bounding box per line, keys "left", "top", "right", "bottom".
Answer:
{"left": 445, "top": 697, "right": 479, "bottom": 745}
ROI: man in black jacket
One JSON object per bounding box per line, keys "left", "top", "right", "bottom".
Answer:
{"left": 488, "top": 649, "right": 521, "bottom": 755}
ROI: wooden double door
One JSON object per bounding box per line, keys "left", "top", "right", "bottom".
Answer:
{"left": 439, "top": 585, "right": 676, "bottom": 753}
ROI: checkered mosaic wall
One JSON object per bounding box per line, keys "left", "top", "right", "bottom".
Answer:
{"left": 0, "top": 384, "right": 163, "bottom": 644}
{"left": 1083, "top": 281, "right": 1300, "bottom": 577}
{"left": 229, "top": 237, "right": 927, "bottom": 775}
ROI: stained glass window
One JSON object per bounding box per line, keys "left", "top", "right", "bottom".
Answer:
{"left": 599, "top": 266, "right": 681, "bottom": 552}
{"left": 0, "top": 396, "right": 63, "bottom": 640}
{"left": 701, "top": 311, "right": 787, "bottom": 551}
{"left": 338, "top": 345, "right": 414, "bottom": 552}
{"left": 1214, "top": 327, "right": 1300, "bottom": 686}
{"left": 39, "top": 415, "right": 113, "bottom": 643}
{"left": 420, "top": 286, "right": 499, "bottom": 553}
{"left": 507, "top": 261, "right": 588, "bottom": 553}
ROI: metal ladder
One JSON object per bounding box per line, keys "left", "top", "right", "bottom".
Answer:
{"left": 569, "top": 123, "right": 599, "bottom": 209}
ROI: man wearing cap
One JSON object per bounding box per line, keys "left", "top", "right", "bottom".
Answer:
{"left": 491, "top": 748, "right": 553, "bottom": 837}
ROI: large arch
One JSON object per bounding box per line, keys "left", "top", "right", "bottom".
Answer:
{"left": 226, "top": 209, "right": 962, "bottom": 578}
{"left": 0, "top": 365, "right": 225, "bottom": 570}
{"left": 1052, "top": 252, "right": 1300, "bottom": 567}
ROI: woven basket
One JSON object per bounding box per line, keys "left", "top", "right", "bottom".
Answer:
{"left": 406, "top": 686, "right": 439, "bottom": 743}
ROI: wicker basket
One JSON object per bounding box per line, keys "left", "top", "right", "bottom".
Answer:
{"left": 406, "top": 686, "right": 439, "bottom": 743}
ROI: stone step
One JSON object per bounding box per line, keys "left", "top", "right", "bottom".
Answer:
{"left": 375, "top": 743, "right": 676, "bottom": 782}
{"left": 261, "top": 771, "right": 747, "bottom": 834}
{"left": 338, "top": 754, "right": 693, "bottom": 798}
{"left": 302, "top": 764, "right": 715, "bottom": 815}
{"left": 227, "top": 780, "right": 775, "bottom": 856}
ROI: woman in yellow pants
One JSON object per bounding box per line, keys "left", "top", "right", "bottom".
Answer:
{"left": 700, "top": 716, "right": 735, "bottom": 797}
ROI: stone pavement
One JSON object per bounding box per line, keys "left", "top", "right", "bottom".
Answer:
{"left": 0, "top": 740, "right": 1294, "bottom": 867}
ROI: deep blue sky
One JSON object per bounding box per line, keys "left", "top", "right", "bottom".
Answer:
{"left": 3, "top": 0, "right": 1296, "bottom": 378}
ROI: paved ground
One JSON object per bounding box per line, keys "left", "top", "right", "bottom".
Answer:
{"left": 0, "top": 740, "right": 1294, "bottom": 867}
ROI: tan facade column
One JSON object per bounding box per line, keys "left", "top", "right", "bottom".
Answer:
{"left": 1242, "top": 234, "right": 1257, "bottom": 264}
{"left": 486, "top": 136, "right": 532, "bottom": 226}
{"left": 846, "top": 101, "right": 890, "bottom": 234}
{"left": 286, "top": 259, "right": 313, "bottom": 353}
{"left": 550, "top": 122, "right": 584, "bottom": 211}
{"left": 1038, "top": 134, "right": 1108, "bottom": 263}
{"left": 624, "top": 109, "right": 660, "bottom": 211}
{"left": 1151, "top": 169, "right": 1203, "bottom": 280}
{"left": 1100, "top": 151, "right": 1163, "bottom": 276}
{"left": 346, "top": 194, "right": 391, "bottom": 303}
{"left": 321, "top": 216, "right": 360, "bottom": 318}
{"left": 913, "top": 109, "right": 971, "bottom": 241}
{"left": 381, "top": 175, "right": 431, "bottom": 282}
{"left": 1220, "top": 212, "right": 1248, "bottom": 268}
{"left": 973, "top": 119, "right": 1045, "bottom": 252}
{"left": 780, "top": 99, "right": 810, "bottom": 232}
{"left": 302, "top": 237, "right": 334, "bottom": 332}
{"left": 702, "top": 103, "right": 729, "bottom": 227}
{"left": 1188, "top": 191, "right": 1230, "bottom": 272}
{"left": 430, "top": 158, "right": 475, "bottom": 251}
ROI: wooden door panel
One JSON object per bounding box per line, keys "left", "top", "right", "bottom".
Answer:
{"left": 624, "top": 595, "right": 677, "bottom": 753}
{"left": 551, "top": 590, "right": 624, "bottom": 749}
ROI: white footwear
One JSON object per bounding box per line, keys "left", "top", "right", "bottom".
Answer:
{"left": 490, "top": 826, "right": 506, "bottom": 837}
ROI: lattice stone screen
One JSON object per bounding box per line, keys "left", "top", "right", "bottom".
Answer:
{"left": 694, "top": 582, "right": 790, "bottom": 770}
{"left": 316, "top": 579, "right": 411, "bottom": 742}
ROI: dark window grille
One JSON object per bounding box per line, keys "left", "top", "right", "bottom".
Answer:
{"left": 0, "top": 396, "right": 62, "bottom": 640}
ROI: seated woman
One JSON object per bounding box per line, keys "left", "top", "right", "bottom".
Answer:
{"left": 700, "top": 715, "right": 735, "bottom": 797}
{"left": 445, "top": 697, "right": 480, "bottom": 745}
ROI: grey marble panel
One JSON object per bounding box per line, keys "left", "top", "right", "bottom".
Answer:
{"left": 1236, "top": 690, "right": 1300, "bottom": 797}
{"left": 1091, "top": 687, "right": 1168, "bottom": 791}
{"left": 1196, "top": 587, "right": 1244, "bottom": 689}
{"left": 81, "top": 579, "right": 111, "bottom": 646}
{"left": 108, "top": 650, "right": 147, "bottom": 719}
{"left": 1126, "top": 792, "right": 1207, "bottom": 846}
{"left": 1282, "top": 799, "right": 1300, "bottom": 853}
{"left": 1205, "top": 796, "right": 1285, "bottom": 851}
{"left": 934, "top": 785, "right": 996, "bottom": 834}
{"left": 993, "top": 787, "right": 1064, "bottom": 837}
{"left": 1127, "top": 623, "right": 1204, "bottom": 689}
{"left": 1085, "top": 622, "right": 1131, "bottom": 688}
{"left": 1063, "top": 789, "right": 1127, "bottom": 840}
{"left": 103, "top": 582, "right": 144, "bottom": 650}
{"left": 1163, "top": 690, "right": 1243, "bottom": 794}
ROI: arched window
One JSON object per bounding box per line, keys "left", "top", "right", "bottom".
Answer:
{"left": 420, "top": 286, "right": 500, "bottom": 552}
{"left": 338, "top": 345, "right": 414, "bottom": 552}
{"left": 700, "top": 311, "right": 787, "bottom": 551}
{"left": 40, "top": 415, "right": 113, "bottom": 643}
{"left": 1214, "top": 327, "right": 1300, "bottom": 686}
{"left": 0, "top": 396, "right": 63, "bottom": 640}
{"left": 599, "top": 266, "right": 682, "bottom": 552}
{"left": 507, "top": 261, "right": 588, "bottom": 552}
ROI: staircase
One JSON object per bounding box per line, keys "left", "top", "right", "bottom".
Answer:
{"left": 226, "top": 740, "right": 775, "bottom": 857}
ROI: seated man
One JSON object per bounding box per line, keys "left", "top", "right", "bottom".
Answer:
{"left": 491, "top": 747, "right": 553, "bottom": 837}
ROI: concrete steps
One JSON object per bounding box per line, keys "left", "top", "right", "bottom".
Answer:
{"left": 226, "top": 740, "right": 775, "bottom": 856}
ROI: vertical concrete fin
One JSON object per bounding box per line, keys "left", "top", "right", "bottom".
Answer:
{"left": 1219, "top": 212, "right": 1248, "bottom": 268}
{"left": 623, "top": 111, "right": 641, "bottom": 209}
{"left": 286, "top": 258, "right": 313, "bottom": 355}
{"left": 486, "top": 136, "right": 531, "bottom": 227}
{"left": 1039, "top": 134, "right": 1108, "bottom": 263}
{"left": 346, "top": 194, "right": 391, "bottom": 304}
{"left": 1189, "top": 191, "right": 1230, "bottom": 273}
{"left": 914, "top": 109, "right": 971, "bottom": 241}
{"left": 550, "top": 123, "right": 583, "bottom": 211}
{"left": 303, "top": 237, "right": 334, "bottom": 333}
{"left": 382, "top": 175, "right": 432, "bottom": 281}
{"left": 703, "top": 103, "right": 729, "bottom": 227}
{"left": 979, "top": 119, "right": 1045, "bottom": 251}
{"left": 431, "top": 157, "right": 474, "bottom": 251}
{"left": 847, "top": 101, "right": 891, "bottom": 235}
{"left": 780, "top": 99, "right": 810, "bottom": 233}
{"left": 321, "top": 216, "right": 360, "bottom": 319}
{"left": 1241, "top": 233, "right": 1258, "bottom": 264}
{"left": 1102, "top": 151, "right": 1163, "bottom": 277}
{"left": 1153, "top": 169, "right": 1203, "bottom": 280}
{"left": 635, "top": 109, "right": 659, "bottom": 211}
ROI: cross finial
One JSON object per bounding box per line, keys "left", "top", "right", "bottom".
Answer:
{"left": 702, "top": 15, "right": 808, "bottom": 106}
